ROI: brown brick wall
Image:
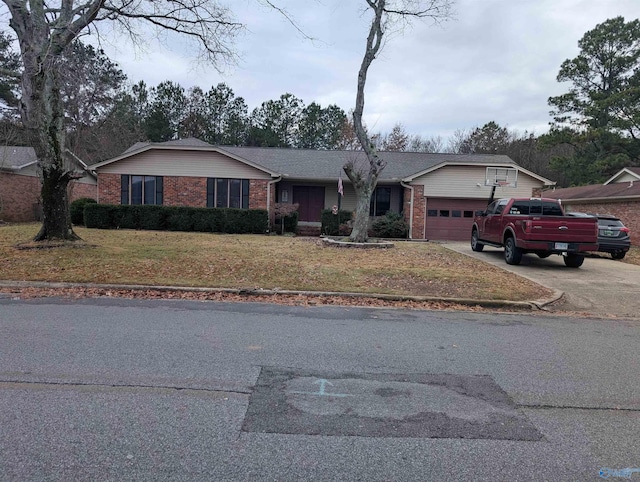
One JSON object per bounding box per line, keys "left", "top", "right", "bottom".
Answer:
{"left": 0, "top": 172, "right": 40, "bottom": 222}
{"left": 567, "top": 201, "right": 640, "bottom": 247}
{"left": 404, "top": 185, "right": 425, "bottom": 239}
{"left": 98, "top": 173, "right": 121, "bottom": 204}
{"left": 69, "top": 182, "right": 97, "bottom": 202}
{"left": 249, "top": 179, "right": 270, "bottom": 210}
{"left": 1, "top": 172, "right": 97, "bottom": 222}
{"left": 98, "top": 173, "right": 270, "bottom": 213}
{"left": 164, "top": 177, "right": 207, "bottom": 207}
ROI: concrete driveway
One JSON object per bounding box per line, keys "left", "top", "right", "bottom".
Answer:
{"left": 442, "top": 242, "right": 640, "bottom": 319}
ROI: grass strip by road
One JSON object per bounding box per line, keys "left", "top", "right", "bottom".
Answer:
{"left": 2, "top": 223, "right": 553, "bottom": 302}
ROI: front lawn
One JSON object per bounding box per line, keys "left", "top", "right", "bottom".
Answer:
{"left": 0, "top": 224, "right": 552, "bottom": 301}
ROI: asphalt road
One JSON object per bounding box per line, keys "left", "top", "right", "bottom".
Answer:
{"left": 1, "top": 297, "right": 639, "bottom": 481}
{"left": 442, "top": 242, "right": 640, "bottom": 319}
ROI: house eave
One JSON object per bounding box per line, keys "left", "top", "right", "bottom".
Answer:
{"left": 604, "top": 168, "right": 640, "bottom": 185}
{"left": 2, "top": 160, "right": 38, "bottom": 171}
{"left": 400, "top": 160, "right": 554, "bottom": 185}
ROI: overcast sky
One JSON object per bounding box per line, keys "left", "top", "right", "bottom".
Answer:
{"left": 101, "top": 0, "right": 638, "bottom": 144}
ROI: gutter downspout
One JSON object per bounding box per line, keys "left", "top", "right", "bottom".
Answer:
{"left": 401, "top": 181, "right": 414, "bottom": 239}
{"left": 267, "top": 176, "right": 282, "bottom": 229}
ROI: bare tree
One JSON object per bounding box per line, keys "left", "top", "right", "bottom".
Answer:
{"left": 1, "top": 0, "right": 243, "bottom": 241}
{"left": 409, "top": 134, "right": 443, "bottom": 152}
{"left": 445, "top": 128, "right": 468, "bottom": 153}
{"left": 343, "top": 0, "right": 453, "bottom": 242}
{"left": 379, "top": 122, "right": 410, "bottom": 151}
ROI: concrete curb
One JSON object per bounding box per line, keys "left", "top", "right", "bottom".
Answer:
{"left": 0, "top": 280, "right": 557, "bottom": 312}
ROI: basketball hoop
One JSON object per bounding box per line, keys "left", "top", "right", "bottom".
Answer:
{"left": 485, "top": 167, "right": 518, "bottom": 188}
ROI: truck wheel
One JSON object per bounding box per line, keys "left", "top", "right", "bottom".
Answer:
{"left": 471, "top": 229, "right": 484, "bottom": 252}
{"left": 611, "top": 251, "right": 626, "bottom": 260}
{"left": 563, "top": 254, "right": 585, "bottom": 268}
{"left": 504, "top": 236, "right": 522, "bottom": 265}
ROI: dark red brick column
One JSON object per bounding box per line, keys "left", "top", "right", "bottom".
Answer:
{"left": 249, "top": 179, "right": 269, "bottom": 210}
{"left": 411, "top": 185, "right": 426, "bottom": 239}
{"left": 97, "top": 173, "right": 120, "bottom": 204}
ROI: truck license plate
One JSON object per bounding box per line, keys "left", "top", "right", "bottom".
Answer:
{"left": 555, "top": 242, "right": 568, "bottom": 250}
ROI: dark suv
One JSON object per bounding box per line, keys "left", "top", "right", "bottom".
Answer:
{"left": 567, "top": 212, "right": 631, "bottom": 259}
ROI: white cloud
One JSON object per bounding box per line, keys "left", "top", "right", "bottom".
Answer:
{"left": 98, "top": 0, "right": 639, "bottom": 142}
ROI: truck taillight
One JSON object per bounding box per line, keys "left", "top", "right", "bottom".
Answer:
{"left": 523, "top": 220, "right": 532, "bottom": 233}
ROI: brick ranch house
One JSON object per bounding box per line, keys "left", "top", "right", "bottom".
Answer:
{"left": 544, "top": 167, "right": 640, "bottom": 246}
{"left": 0, "top": 146, "right": 97, "bottom": 222}
{"left": 91, "top": 138, "right": 554, "bottom": 241}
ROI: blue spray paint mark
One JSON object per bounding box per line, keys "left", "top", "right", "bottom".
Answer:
{"left": 599, "top": 467, "right": 640, "bottom": 479}
{"left": 290, "top": 378, "right": 352, "bottom": 398}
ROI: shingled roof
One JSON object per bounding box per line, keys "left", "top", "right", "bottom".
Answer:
{"left": 109, "top": 138, "right": 524, "bottom": 182}
{"left": 544, "top": 181, "right": 640, "bottom": 201}
{"left": 0, "top": 146, "right": 37, "bottom": 170}
{"left": 218, "top": 146, "right": 517, "bottom": 182}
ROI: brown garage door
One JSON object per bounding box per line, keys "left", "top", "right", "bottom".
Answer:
{"left": 425, "top": 198, "right": 489, "bottom": 241}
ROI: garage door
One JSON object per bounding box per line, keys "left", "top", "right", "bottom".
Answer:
{"left": 425, "top": 198, "right": 489, "bottom": 241}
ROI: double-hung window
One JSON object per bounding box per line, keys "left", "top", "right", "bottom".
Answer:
{"left": 207, "top": 178, "right": 250, "bottom": 209}
{"left": 121, "top": 175, "right": 163, "bottom": 205}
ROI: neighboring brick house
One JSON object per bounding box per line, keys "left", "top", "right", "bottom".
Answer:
{"left": 91, "top": 138, "right": 554, "bottom": 241}
{"left": 544, "top": 167, "right": 640, "bottom": 246}
{"left": 0, "top": 146, "right": 97, "bottom": 222}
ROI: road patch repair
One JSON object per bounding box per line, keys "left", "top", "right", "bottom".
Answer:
{"left": 242, "top": 367, "right": 542, "bottom": 441}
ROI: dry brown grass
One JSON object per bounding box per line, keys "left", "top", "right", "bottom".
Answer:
{"left": 0, "top": 223, "right": 553, "bottom": 302}
{"left": 623, "top": 246, "right": 640, "bottom": 265}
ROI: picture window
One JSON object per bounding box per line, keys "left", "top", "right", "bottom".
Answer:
{"left": 207, "top": 178, "right": 250, "bottom": 209}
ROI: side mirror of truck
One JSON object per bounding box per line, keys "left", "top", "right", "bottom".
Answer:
{"left": 475, "top": 210, "right": 486, "bottom": 217}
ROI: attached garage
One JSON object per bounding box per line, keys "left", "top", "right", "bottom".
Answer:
{"left": 425, "top": 198, "right": 489, "bottom": 241}
{"left": 404, "top": 163, "right": 553, "bottom": 241}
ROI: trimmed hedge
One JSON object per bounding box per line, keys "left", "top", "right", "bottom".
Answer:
{"left": 70, "top": 197, "right": 96, "bottom": 225}
{"left": 273, "top": 211, "right": 299, "bottom": 234}
{"left": 321, "top": 209, "right": 353, "bottom": 236}
{"left": 84, "top": 204, "right": 114, "bottom": 229}
{"left": 84, "top": 203, "right": 268, "bottom": 234}
{"left": 371, "top": 211, "right": 409, "bottom": 238}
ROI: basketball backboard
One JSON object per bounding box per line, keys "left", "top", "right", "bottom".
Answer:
{"left": 485, "top": 167, "right": 518, "bottom": 188}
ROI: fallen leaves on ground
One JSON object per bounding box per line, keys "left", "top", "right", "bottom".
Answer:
{"left": 0, "top": 285, "right": 535, "bottom": 314}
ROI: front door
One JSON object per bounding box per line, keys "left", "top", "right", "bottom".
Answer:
{"left": 293, "top": 186, "right": 325, "bottom": 222}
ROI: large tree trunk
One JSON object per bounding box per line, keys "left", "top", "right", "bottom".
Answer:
{"left": 28, "top": 65, "right": 80, "bottom": 241}
{"left": 343, "top": 0, "right": 386, "bottom": 243}
{"left": 11, "top": 9, "right": 81, "bottom": 241}
{"left": 350, "top": 181, "right": 374, "bottom": 241}
{"left": 343, "top": 1, "right": 452, "bottom": 242}
{"left": 34, "top": 164, "right": 78, "bottom": 241}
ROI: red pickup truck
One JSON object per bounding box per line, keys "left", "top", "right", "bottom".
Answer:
{"left": 471, "top": 198, "right": 599, "bottom": 267}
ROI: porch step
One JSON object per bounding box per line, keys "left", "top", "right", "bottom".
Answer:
{"left": 296, "top": 225, "right": 322, "bottom": 237}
